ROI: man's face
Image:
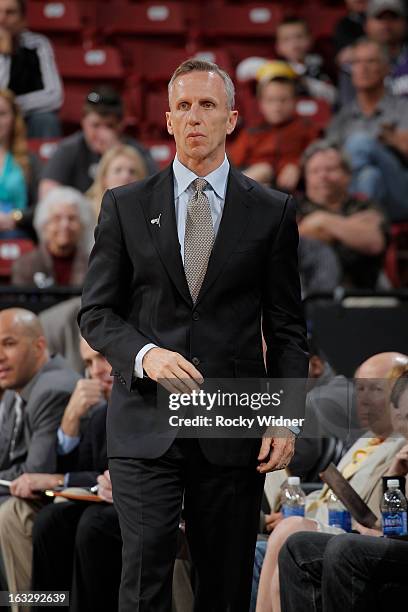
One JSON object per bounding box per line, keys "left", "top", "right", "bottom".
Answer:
{"left": 366, "top": 12, "right": 406, "bottom": 46}
{"left": 391, "top": 386, "right": 408, "bottom": 437}
{"left": 0, "top": 315, "right": 45, "bottom": 391}
{"left": 43, "top": 202, "right": 82, "bottom": 255}
{"left": 258, "top": 81, "right": 296, "bottom": 125}
{"left": 80, "top": 339, "right": 113, "bottom": 398}
{"left": 0, "top": 0, "right": 24, "bottom": 36}
{"left": 351, "top": 42, "right": 389, "bottom": 91}
{"left": 166, "top": 70, "right": 237, "bottom": 167}
{"left": 355, "top": 378, "right": 391, "bottom": 434}
{"left": 81, "top": 112, "right": 122, "bottom": 155}
{"left": 305, "top": 149, "right": 350, "bottom": 204}
{"left": 276, "top": 23, "right": 311, "bottom": 63}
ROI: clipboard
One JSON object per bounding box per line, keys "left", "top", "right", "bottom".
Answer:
{"left": 319, "top": 463, "right": 378, "bottom": 528}
{"left": 44, "top": 488, "right": 103, "bottom": 503}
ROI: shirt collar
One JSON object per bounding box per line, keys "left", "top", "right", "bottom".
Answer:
{"left": 173, "top": 154, "right": 230, "bottom": 199}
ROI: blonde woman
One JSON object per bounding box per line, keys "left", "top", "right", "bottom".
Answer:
{"left": 0, "top": 89, "right": 41, "bottom": 237}
{"left": 87, "top": 144, "right": 148, "bottom": 219}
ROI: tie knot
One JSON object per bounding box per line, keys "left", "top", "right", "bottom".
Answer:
{"left": 193, "top": 178, "right": 207, "bottom": 193}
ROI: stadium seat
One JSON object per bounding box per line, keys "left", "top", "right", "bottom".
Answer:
{"left": 99, "top": 1, "right": 186, "bottom": 36}
{"left": 143, "top": 89, "right": 170, "bottom": 138}
{"left": 0, "top": 239, "right": 36, "bottom": 281}
{"left": 145, "top": 139, "right": 176, "bottom": 169}
{"left": 27, "top": 1, "right": 83, "bottom": 33}
{"left": 296, "top": 97, "right": 332, "bottom": 132}
{"left": 54, "top": 45, "right": 125, "bottom": 80}
{"left": 28, "top": 138, "right": 61, "bottom": 162}
{"left": 203, "top": 4, "right": 284, "bottom": 38}
{"left": 384, "top": 222, "right": 408, "bottom": 288}
{"left": 300, "top": 5, "right": 347, "bottom": 40}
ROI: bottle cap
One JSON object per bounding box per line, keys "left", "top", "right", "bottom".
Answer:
{"left": 288, "top": 476, "right": 300, "bottom": 486}
{"left": 387, "top": 479, "right": 400, "bottom": 489}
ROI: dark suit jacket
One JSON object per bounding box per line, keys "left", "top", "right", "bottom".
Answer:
{"left": 79, "top": 164, "right": 309, "bottom": 466}
{"left": 0, "top": 355, "right": 80, "bottom": 494}
{"left": 57, "top": 402, "right": 108, "bottom": 487}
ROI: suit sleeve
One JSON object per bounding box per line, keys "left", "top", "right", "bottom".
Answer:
{"left": 0, "top": 390, "right": 70, "bottom": 481}
{"left": 78, "top": 189, "right": 153, "bottom": 389}
{"left": 262, "top": 195, "right": 309, "bottom": 379}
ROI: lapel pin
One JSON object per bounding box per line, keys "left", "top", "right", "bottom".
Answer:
{"left": 150, "top": 213, "right": 162, "bottom": 227}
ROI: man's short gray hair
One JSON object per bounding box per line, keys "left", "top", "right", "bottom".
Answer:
{"left": 168, "top": 59, "right": 235, "bottom": 110}
{"left": 352, "top": 36, "right": 390, "bottom": 65}
{"left": 34, "top": 186, "right": 95, "bottom": 252}
{"left": 302, "top": 139, "right": 352, "bottom": 174}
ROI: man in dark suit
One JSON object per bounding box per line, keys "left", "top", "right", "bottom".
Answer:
{"left": 79, "top": 59, "right": 309, "bottom": 611}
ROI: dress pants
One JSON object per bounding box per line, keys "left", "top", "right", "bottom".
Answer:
{"left": 31, "top": 501, "right": 121, "bottom": 612}
{"left": 109, "top": 438, "right": 265, "bottom": 612}
{"left": 279, "top": 531, "right": 408, "bottom": 612}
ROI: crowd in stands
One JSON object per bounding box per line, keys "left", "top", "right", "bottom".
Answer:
{"left": 0, "top": 0, "right": 408, "bottom": 610}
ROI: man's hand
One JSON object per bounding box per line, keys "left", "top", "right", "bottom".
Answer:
{"left": 0, "top": 28, "right": 12, "bottom": 54}
{"left": 257, "top": 428, "right": 295, "bottom": 473}
{"left": 60, "top": 379, "right": 103, "bottom": 437}
{"left": 276, "top": 163, "right": 300, "bottom": 192}
{"left": 386, "top": 444, "right": 408, "bottom": 477}
{"left": 243, "top": 162, "right": 274, "bottom": 185}
{"left": 354, "top": 522, "right": 382, "bottom": 537}
{"left": 298, "top": 211, "right": 334, "bottom": 243}
{"left": 0, "top": 212, "right": 15, "bottom": 231}
{"left": 265, "top": 511, "right": 283, "bottom": 532}
{"left": 97, "top": 470, "right": 113, "bottom": 504}
{"left": 143, "top": 347, "right": 203, "bottom": 394}
{"left": 10, "top": 473, "right": 63, "bottom": 499}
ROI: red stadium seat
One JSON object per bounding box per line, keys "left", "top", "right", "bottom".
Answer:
{"left": 384, "top": 222, "right": 408, "bottom": 288}
{"left": 99, "top": 2, "right": 186, "bottom": 36}
{"left": 28, "top": 138, "right": 61, "bottom": 162}
{"left": 300, "top": 5, "right": 347, "bottom": 40}
{"left": 54, "top": 45, "right": 125, "bottom": 80}
{"left": 204, "top": 4, "right": 284, "bottom": 38}
{"left": 296, "top": 97, "right": 332, "bottom": 132}
{"left": 0, "top": 239, "right": 36, "bottom": 280}
{"left": 145, "top": 140, "right": 176, "bottom": 169}
{"left": 27, "top": 1, "right": 83, "bottom": 33}
{"left": 143, "top": 90, "right": 170, "bottom": 138}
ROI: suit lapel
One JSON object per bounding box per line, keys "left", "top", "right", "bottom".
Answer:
{"left": 0, "top": 392, "right": 16, "bottom": 469}
{"left": 195, "top": 167, "right": 252, "bottom": 305}
{"left": 140, "top": 166, "right": 193, "bottom": 307}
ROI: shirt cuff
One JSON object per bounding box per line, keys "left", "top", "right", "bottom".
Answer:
{"left": 286, "top": 425, "right": 301, "bottom": 437}
{"left": 57, "top": 427, "right": 81, "bottom": 455}
{"left": 64, "top": 473, "right": 70, "bottom": 487}
{"left": 134, "top": 343, "right": 158, "bottom": 378}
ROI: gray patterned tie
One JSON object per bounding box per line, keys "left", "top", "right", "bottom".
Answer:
{"left": 184, "top": 178, "right": 215, "bottom": 303}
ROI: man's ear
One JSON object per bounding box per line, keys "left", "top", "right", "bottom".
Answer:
{"left": 226, "top": 110, "right": 238, "bottom": 135}
{"left": 166, "top": 112, "right": 174, "bottom": 135}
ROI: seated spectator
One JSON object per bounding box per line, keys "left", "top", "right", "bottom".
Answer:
{"left": 327, "top": 37, "right": 408, "bottom": 220}
{"left": 279, "top": 368, "right": 408, "bottom": 612}
{"left": 252, "top": 353, "right": 407, "bottom": 612}
{"left": 39, "top": 297, "right": 82, "bottom": 374}
{"left": 275, "top": 17, "right": 336, "bottom": 105}
{"left": 298, "top": 140, "right": 387, "bottom": 289}
{"left": 11, "top": 186, "right": 94, "bottom": 288}
{"left": 0, "top": 88, "right": 40, "bottom": 239}
{"left": 366, "top": 0, "right": 408, "bottom": 96}
{"left": 40, "top": 86, "right": 157, "bottom": 196}
{"left": 86, "top": 143, "right": 148, "bottom": 219}
{"left": 236, "top": 18, "right": 336, "bottom": 105}
{"left": 0, "top": 336, "right": 112, "bottom": 612}
{"left": 229, "top": 74, "right": 319, "bottom": 189}
{"left": 0, "top": 0, "right": 62, "bottom": 137}
{"left": 0, "top": 308, "right": 79, "bottom": 503}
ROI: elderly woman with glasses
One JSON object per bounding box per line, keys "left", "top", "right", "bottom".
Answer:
{"left": 11, "top": 186, "right": 94, "bottom": 287}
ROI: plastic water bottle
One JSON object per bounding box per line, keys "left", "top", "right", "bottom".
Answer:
{"left": 328, "top": 492, "right": 352, "bottom": 532}
{"left": 381, "top": 479, "right": 408, "bottom": 537}
{"left": 281, "top": 476, "right": 306, "bottom": 518}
